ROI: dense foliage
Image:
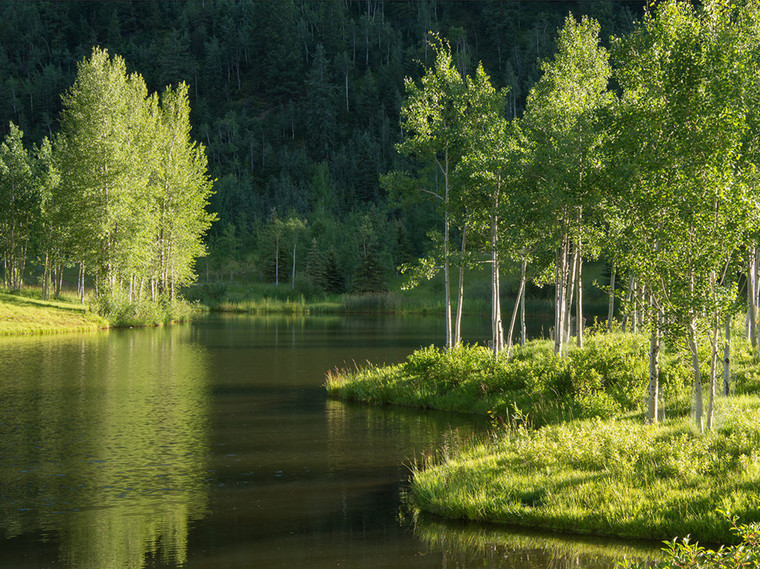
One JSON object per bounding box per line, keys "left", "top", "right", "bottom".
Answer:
{"left": 0, "top": 0, "right": 642, "bottom": 292}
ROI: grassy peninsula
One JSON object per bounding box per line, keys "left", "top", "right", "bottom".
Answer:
{"left": 326, "top": 329, "right": 760, "bottom": 544}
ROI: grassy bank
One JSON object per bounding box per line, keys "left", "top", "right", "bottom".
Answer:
{"left": 0, "top": 288, "right": 200, "bottom": 334}
{"left": 0, "top": 291, "right": 107, "bottom": 335}
{"left": 411, "top": 405, "right": 760, "bottom": 543}
{"left": 326, "top": 332, "right": 702, "bottom": 426}
{"left": 326, "top": 328, "right": 760, "bottom": 543}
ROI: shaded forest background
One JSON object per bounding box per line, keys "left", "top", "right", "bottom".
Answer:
{"left": 0, "top": 0, "right": 643, "bottom": 293}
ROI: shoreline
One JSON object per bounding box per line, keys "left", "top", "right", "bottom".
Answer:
{"left": 326, "top": 335, "right": 760, "bottom": 544}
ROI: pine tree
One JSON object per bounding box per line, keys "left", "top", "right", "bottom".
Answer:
{"left": 323, "top": 247, "right": 344, "bottom": 294}
{"left": 351, "top": 245, "right": 388, "bottom": 294}
{"left": 305, "top": 238, "right": 326, "bottom": 292}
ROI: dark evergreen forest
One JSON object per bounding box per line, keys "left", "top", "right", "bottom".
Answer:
{"left": 0, "top": 0, "right": 643, "bottom": 291}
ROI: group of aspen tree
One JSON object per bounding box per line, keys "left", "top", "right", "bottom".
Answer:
{"left": 395, "top": 0, "right": 760, "bottom": 431}
{"left": 0, "top": 47, "right": 215, "bottom": 303}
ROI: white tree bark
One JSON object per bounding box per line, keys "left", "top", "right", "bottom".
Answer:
{"left": 607, "top": 263, "right": 616, "bottom": 331}
{"left": 724, "top": 315, "right": 731, "bottom": 396}
{"left": 647, "top": 300, "right": 661, "bottom": 424}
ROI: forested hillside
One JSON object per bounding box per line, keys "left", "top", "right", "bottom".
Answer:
{"left": 0, "top": 0, "right": 642, "bottom": 290}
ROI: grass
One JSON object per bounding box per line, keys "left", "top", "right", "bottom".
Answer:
{"left": 182, "top": 267, "right": 578, "bottom": 317}
{"left": 326, "top": 324, "right": 760, "bottom": 544}
{"left": 0, "top": 287, "right": 201, "bottom": 334}
{"left": 410, "top": 402, "right": 760, "bottom": 544}
{"left": 326, "top": 331, "right": 695, "bottom": 427}
{"left": 0, "top": 290, "right": 107, "bottom": 335}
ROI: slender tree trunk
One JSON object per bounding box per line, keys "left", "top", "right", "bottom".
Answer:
{"left": 78, "top": 263, "right": 85, "bottom": 303}
{"left": 520, "top": 259, "right": 527, "bottom": 346}
{"left": 621, "top": 275, "right": 635, "bottom": 333}
{"left": 565, "top": 244, "right": 578, "bottom": 351}
{"left": 576, "top": 244, "right": 583, "bottom": 348}
{"left": 647, "top": 299, "right": 661, "bottom": 424}
{"left": 291, "top": 241, "right": 297, "bottom": 289}
{"left": 42, "top": 252, "right": 50, "bottom": 300}
{"left": 454, "top": 224, "right": 466, "bottom": 347}
{"left": 443, "top": 151, "right": 453, "bottom": 350}
{"left": 688, "top": 316, "right": 704, "bottom": 433}
{"left": 507, "top": 259, "right": 527, "bottom": 358}
{"left": 554, "top": 238, "right": 569, "bottom": 356}
{"left": 755, "top": 248, "right": 760, "bottom": 351}
{"left": 275, "top": 234, "right": 280, "bottom": 287}
{"left": 632, "top": 283, "right": 639, "bottom": 334}
{"left": 724, "top": 314, "right": 731, "bottom": 396}
{"left": 490, "top": 211, "right": 503, "bottom": 355}
{"left": 707, "top": 315, "right": 719, "bottom": 431}
{"left": 749, "top": 246, "right": 757, "bottom": 348}
{"left": 607, "top": 263, "right": 616, "bottom": 331}
{"left": 56, "top": 262, "right": 63, "bottom": 297}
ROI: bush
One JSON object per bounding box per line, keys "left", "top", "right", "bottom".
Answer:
{"left": 92, "top": 292, "right": 196, "bottom": 327}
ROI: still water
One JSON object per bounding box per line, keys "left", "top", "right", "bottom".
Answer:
{"left": 0, "top": 314, "right": 662, "bottom": 568}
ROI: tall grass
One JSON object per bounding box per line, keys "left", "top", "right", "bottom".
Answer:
{"left": 92, "top": 292, "right": 198, "bottom": 327}
{"left": 326, "top": 331, "right": 694, "bottom": 426}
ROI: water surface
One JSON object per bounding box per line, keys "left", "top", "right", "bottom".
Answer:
{"left": 0, "top": 314, "right": 662, "bottom": 568}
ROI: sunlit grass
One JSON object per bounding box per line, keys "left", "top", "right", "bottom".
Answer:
{"left": 409, "top": 402, "right": 760, "bottom": 543}
{"left": 326, "top": 332, "right": 695, "bottom": 426}
{"left": 327, "top": 325, "right": 760, "bottom": 543}
{"left": 0, "top": 289, "right": 107, "bottom": 335}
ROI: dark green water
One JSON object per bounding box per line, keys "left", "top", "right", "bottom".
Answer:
{"left": 0, "top": 314, "right": 662, "bottom": 568}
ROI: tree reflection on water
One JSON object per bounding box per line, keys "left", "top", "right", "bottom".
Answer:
{"left": 0, "top": 326, "right": 210, "bottom": 568}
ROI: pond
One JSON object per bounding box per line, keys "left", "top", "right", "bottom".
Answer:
{"left": 0, "top": 314, "right": 662, "bottom": 568}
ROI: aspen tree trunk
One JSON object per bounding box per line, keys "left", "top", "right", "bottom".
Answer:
{"left": 724, "top": 315, "right": 731, "bottom": 396}
{"left": 78, "top": 263, "right": 85, "bottom": 303}
{"left": 42, "top": 253, "right": 50, "bottom": 300}
{"left": 275, "top": 234, "right": 280, "bottom": 287}
{"left": 621, "top": 276, "right": 634, "bottom": 332}
{"left": 520, "top": 260, "right": 527, "bottom": 346}
{"left": 489, "top": 217, "right": 503, "bottom": 355}
{"left": 576, "top": 245, "right": 583, "bottom": 348}
{"left": 454, "top": 225, "right": 466, "bottom": 347}
{"left": 443, "top": 151, "right": 453, "bottom": 350}
{"left": 554, "top": 242, "right": 566, "bottom": 355}
{"left": 506, "top": 259, "right": 527, "bottom": 358}
{"left": 565, "top": 245, "right": 578, "bottom": 350}
{"left": 632, "top": 284, "right": 639, "bottom": 334}
{"left": 291, "top": 241, "right": 297, "bottom": 289}
{"left": 688, "top": 316, "right": 704, "bottom": 433}
{"left": 749, "top": 246, "right": 757, "bottom": 347}
{"left": 607, "top": 263, "right": 616, "bottom": 331}
{"left": 647, "top": 299, "right": 661, "bottom": 424}
{"left": 707, "top": 314, "right": 719, "bottom": 431}
{"left": 755, "top": 248, "right": 760, "bottom": 351}
{"left": 56, "top": 264, "right": 63, "bottom": 297}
